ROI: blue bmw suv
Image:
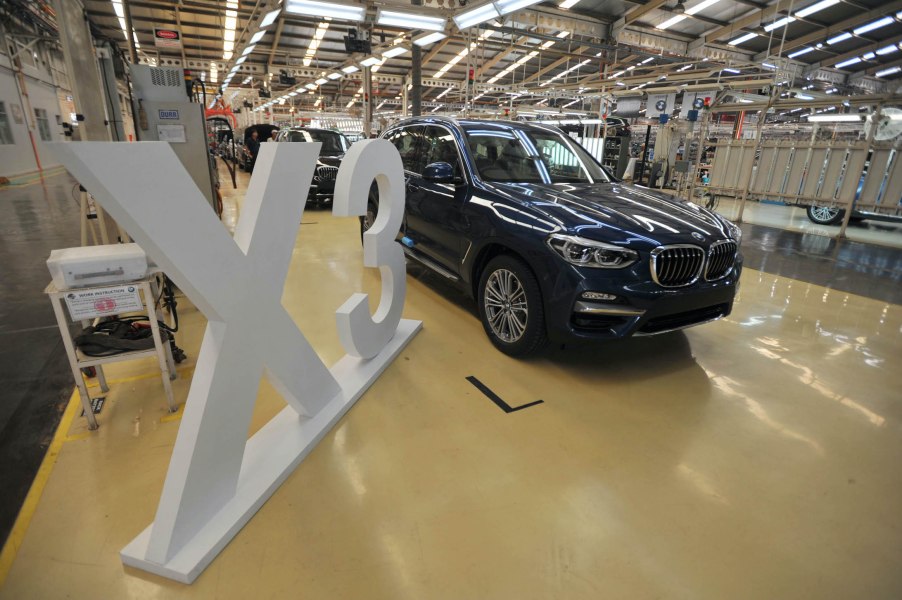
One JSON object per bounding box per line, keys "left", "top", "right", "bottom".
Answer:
{"left": 364, "top": 117, "right": 742, "bottom": 356}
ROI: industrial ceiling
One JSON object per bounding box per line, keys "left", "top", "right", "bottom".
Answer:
{"left": 65, "top": 0, "right": 902, "bottom": 112}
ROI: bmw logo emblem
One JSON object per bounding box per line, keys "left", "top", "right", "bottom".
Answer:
{"left": 691, "top": 232, "right": 705, "bottom": 242}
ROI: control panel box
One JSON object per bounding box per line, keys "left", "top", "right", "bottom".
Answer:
{"left": 47, "top": 243, "right": 149, "bottom": 290}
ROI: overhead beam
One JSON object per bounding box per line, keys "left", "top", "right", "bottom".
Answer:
{"left": 619, "top": 0, "right": 669, "bottom": 27}
{"left": 423, "top": 37, "right": 452, "bottom": 67}
{"left": 864, "top": 56, "right": 902, "bottom": 76}
{"left": 696, "top": 5, "right": 781, "bottom": 45}
{"left": 521, "top": 46, "right": 592, "bottom": 84}
{"left": 815, "top": 34, "right": 902, "bottom": 69}
{"left": 476, "top": 36, "right": 530, "bottom": 79}
{"left": 267, "top": 18, "right": 285, "bottom": 72}
{"left": 754, "top": 0, "right": 902, "bottom": 60}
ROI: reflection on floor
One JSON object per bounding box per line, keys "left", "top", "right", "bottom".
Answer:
{"left": 714, "top": 198, "right": 902, "bottom": 250}
{"left": 2, "top": 177, "right": 900, "bottom": 599}
{"left": 738, "top": 223, "right": 902, "bottom": 305}
{"left": 0, "top": 172, "right": 83, "bottom": 548}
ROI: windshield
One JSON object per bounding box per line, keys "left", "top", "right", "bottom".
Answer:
{"left": 465, "top": 128, "right": 610, "bottom": 185}
{"left": 286, "top": 130, "right": 348, "bottom": 155}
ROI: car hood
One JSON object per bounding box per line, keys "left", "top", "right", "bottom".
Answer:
{"left": 488, "top": 181, "right": 733, "bottom": 248}
{"left": 317, "top": 154, "right": 344, "bottom": 166}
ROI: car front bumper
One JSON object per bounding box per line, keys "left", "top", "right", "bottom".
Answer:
{"left": 541, "top": 255, "right": 743, "bottom": 343}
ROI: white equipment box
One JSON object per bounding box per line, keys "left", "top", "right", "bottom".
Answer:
{"left": 47, "top": 243, "right": 149, "bottom": 289}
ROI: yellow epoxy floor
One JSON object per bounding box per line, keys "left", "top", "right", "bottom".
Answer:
{"left": 2, "top": 175, "right": 902, "bottom": 599}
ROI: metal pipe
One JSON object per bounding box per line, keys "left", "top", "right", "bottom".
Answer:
{"left": 122, "top": 0, "right": 138, "bottom": 63}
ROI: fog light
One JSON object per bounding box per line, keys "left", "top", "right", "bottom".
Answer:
{"left": 581, "top": 291, "right": 618, "bottom": 301}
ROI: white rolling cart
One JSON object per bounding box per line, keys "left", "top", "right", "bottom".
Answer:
{"left": 45, "top": 277, "right": 178, "bottom": 430}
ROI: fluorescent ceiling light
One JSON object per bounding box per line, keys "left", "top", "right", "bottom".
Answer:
{"left": 377, "top": 9, "right": 445, "bottom": 31}
{"left": 250, "top": 30, "right": 266, "bottom": 44}
{"left": 289, "top": 91, "right": 299, "bottom": 96}
{"left": 826, "top": 32, "right": 852, "bottom": 45}
{"left": 764, "top": 16, "right": 795, "bottom": 32}
{"left": 327, "top": 72, "right": 342, "bottom": 79}
{"left": 559, "top": 0, "right": 581, "bottom": 8}
{"left": 687, "top": 0, "right": 720, "bottom": 14}
{"left": 382, "top": 46, "right": 409, "bottom": 59}
{"left": 612, "top": 70, "right": 625, "bottom": 77}
{"left": 285, "top": 0, "right": 365, "bottom": 21}
{"left": 876, "top": 66, "right": 902, "bottom": 77}
{"left": 729, "top": 32, "right": 758, "bottom": 45}
{"left": 341, "top": 65, "right": 360, "bottom": 73}
{"left": 640, "top": 56, "right": 654, "bottom": 64}
{"left": 236, "top": 56, "right": 247, "bottom": 64}
{"left": 788, "top": 47, "right": 814, "bottom": 58}
{"left": 305, "top": 83, "right": 317, "bottom": 89}
{"left": 835, "top": 57, "right": 861, "bottom": 69}
{"left": 796, "top": 93, "right": 813, "bottom": 99}
{"left": 853, "top": 17, "right": 893, "bottom": 36}
{"left": 453, "top": 3, "right": 500, "bottom": 29}
{"left": 315, "top": 77, "right": 328, "bottom": 85}
{"left": 722, "top": 67, "right": 740, "bottom": 73}
{"left": 862, "top": 52, "right": 875, "bottom": 60}
{"left": 805, "top": 114, "right": 862, "bottom": 122}
{"left": 677, "top": 64, "right": 692, "bottom": 71}
{"left": 876, "top": 44, "right": 900, "bottom": 56}
{"left": 414, "top": 31, "right": 447, "bottom": 46}
{"left": 360, "top": 56, "right": 381, "bottom": 67}
{"left": 656, "top": 15, "right": 686, "bottom": 30}
{"left": 259, "top": 8, "right": 281, "bottom": 28}
{"left": 494, "top": 0, "right": 543, "bottom": 15}
{"left": 795, "top": 0, "right": 839, "bottom": 18}
{"left": 242, "top": 45, "right": 255, "bottom": 56}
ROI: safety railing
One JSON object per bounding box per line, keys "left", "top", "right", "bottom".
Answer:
{"left": 708, "top": 138, "right": 902, "bottom": 218}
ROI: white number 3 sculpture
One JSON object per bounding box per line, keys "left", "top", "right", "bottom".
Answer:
{"left": 49, "top": 140, "right": 422, "bottom": 584}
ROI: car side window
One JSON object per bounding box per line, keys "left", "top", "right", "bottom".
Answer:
{"left": 387, "top": 126, "right": 426, "bottom": 174}
{"left": 423, "top": 126, "right": 463, "bottom": 180}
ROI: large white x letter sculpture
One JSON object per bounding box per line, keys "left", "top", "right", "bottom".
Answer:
{"left": 49, "top": 140, "right": 421, "bottom": 583}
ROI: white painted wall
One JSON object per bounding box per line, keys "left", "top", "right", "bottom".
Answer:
{"left": 0, "top": 53, "right": 68, "bottom": 179}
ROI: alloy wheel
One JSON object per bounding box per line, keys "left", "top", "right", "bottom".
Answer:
{"left": 810, "top": 206, "right": 841, "bottom": 223}
{"left": 484, "top": 269, "right": 529, "bottom": 343}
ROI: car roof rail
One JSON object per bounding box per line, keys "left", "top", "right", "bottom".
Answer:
{"left": 390, "top": 115, "right": 461, "bottom": 129}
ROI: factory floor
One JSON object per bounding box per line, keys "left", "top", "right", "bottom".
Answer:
{"left": 714, "top": 197, "right": 902, "bottom": 250}
{"left": 1, "top": 165, "right": 901, "bottom": 599}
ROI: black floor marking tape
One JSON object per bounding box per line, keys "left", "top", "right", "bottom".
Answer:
{"left": 80, "top": 396, "right": 106, "bottom": 417}
{"left": 466, "top": 376, "right": 544, "bottom": 413}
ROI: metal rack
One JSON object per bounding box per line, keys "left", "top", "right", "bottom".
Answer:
{"left": 45, "top": 277, "right": 178, "bottom": 430}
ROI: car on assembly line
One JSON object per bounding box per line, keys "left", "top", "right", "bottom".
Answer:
{"left": 276, "top": 127, "right": 350, "bottom": 206}
{"left": 362, "top": 117, "right": 744, "bottom": 356}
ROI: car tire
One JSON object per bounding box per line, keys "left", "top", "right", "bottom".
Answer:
{"left": 806, "top": 205, "right": 844, "bottom": 225}
{"left": 359, "top": 197, "right": 378, "bottom": 243}
{"left": 478, "top": 254, "right": 547, "bottom": 357}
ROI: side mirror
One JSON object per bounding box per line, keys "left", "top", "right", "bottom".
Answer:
{"left": 423, "top": 161, "right": 455, "bottom": 184}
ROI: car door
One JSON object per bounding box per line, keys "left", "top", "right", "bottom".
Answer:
{"left": 404, "top": 125, "right": 470, "bottom": 273}
{"left": 386, "top": 125, "right": 427, "bottom": 232}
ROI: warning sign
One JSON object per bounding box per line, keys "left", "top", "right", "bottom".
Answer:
{"left": 154, "top": 28, "right": 182, "bottom": 49}
{"left": 64, "top": 285, "right": 143, "bottom": 321}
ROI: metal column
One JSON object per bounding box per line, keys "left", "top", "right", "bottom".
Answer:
{"left": 411, "top": 45, "right": 422, "bottom": 117}
{"left": 363, "top": 66, "right": 373, "bottom": 138}
{"left": 51, "top": 0, "right": 110, "bottom": 142}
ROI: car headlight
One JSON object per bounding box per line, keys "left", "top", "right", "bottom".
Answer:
{"left": 546, "top": 234, "right": 638, "bottom": 269}
{"left": 727, "top": 220, "right": 742, "bottom": 245}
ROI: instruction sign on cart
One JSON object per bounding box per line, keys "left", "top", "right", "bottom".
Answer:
{"left": 64, "top": 285, "right": 143, "bottom": 321}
